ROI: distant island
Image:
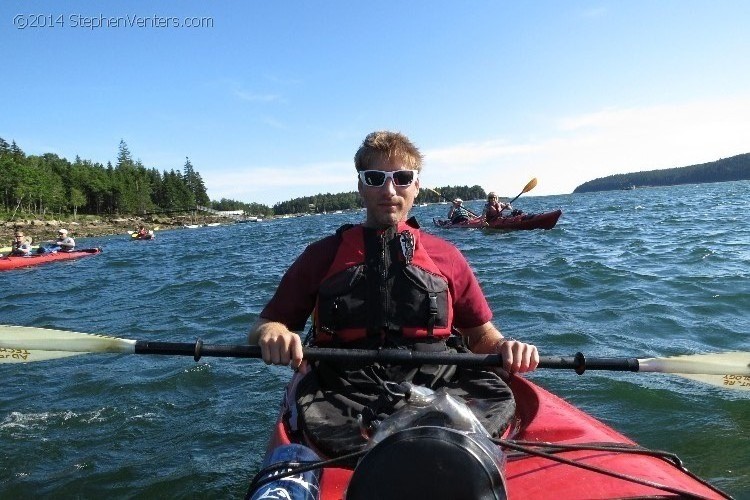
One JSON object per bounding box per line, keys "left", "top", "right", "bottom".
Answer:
{"left": 573, "top": 152, "right": 750, "bottom": 193}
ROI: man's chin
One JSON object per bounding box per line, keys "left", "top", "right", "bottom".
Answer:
{"left": 367, "top": 212, "right": 404, "bottom": 228}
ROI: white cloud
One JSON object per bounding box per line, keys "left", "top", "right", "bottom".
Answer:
{"left": 422, "top": 94, "right": 750, "bottom": 197}
{"left": 205, "top": 94, "right": 750, "bottom": 204}
{"left": 203, "top": 161, "right": 354, "bottom": 204}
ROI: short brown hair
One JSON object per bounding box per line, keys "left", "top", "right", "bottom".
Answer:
{"left": 354, "top": 131, "right": 424, "bottom": 172}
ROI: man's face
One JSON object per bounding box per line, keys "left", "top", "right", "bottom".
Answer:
{"left": 358, "top": 157, "right": 420, "bottom": 229}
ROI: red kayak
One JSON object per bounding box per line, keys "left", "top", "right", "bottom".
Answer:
{"left": 250, "top": 375, "right": 728, "bottom": 499}
{"left": 434, "top": 209, "right": 562, "bottom": 230}
{"left": 0, "top": 248, "right": 102, "bottom": 271}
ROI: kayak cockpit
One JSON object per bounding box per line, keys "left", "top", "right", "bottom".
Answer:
{"left": 248, "top": 377, "right": 731, "bottom": 499}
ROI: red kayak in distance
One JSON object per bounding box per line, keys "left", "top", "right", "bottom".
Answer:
{"left": 250, "top": 375, "right": 729, "bottom": 499}
{"left": 0, "top": 248, "right": 102, "bottom": 271}
{"left": 434, "top": 209, "right": 562, "bottom": 231}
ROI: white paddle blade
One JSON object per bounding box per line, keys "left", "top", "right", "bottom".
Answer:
{"left": 0, "top": 325, "right": 136, "bottom": 354}
{"left": 0, "top": 347, "right": 87, "bottom": 364}
{"left": 639, "top": 351, "right": 750, "bottom": 376}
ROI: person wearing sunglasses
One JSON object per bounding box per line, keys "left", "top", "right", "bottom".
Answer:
{"left": 9, "top": 231, "right": 33, "bottom": 257}
{"left": 482, "top": 192, "right": 512, "bottom": 223}
{"left": 248, "top": 130, "right": 539, "bottom": 462}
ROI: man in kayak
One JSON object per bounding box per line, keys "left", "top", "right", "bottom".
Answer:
{"left": 38, "top": 229, "right": 76, "bottom": 254}
{"left": 482, "top": 192, "right": 511, "bottom": 223}
{"left": 249, "top": 130, "right": 539, "bottom": 458}
{"left": 9, "top": 231, "right": 32, "bottom": 256}
{"left": 134, "top": 225, "right": 150, "bottom": 238}
{"left": 447, "top": 198, "right": 472, "bottom": 224}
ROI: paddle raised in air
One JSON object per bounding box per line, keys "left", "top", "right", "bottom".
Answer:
{"left": 507, "top": 177, "right": 537, "bottom": 205}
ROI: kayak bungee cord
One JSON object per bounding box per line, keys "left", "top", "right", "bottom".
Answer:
{"left": 495, "top": 439, "right": 732, "bottom": 499}
{"left": 505, "top": 440, "right": 685, "bottom": 464}
{"left": 244, "top": 439, "right": 732, "bottom": 500}
{"left": 504, "top": 440, "right": 733, "bottom": 498}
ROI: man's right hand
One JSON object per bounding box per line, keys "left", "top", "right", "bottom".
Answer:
{"left": 248, "top": 318, "right": 304, "bottom": 370}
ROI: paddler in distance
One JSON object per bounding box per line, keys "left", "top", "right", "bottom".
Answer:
{"left": 482, "top": 191, "right": 512, "bottom": 223}
{"left": 38, "top": 228, "right": 76, "bottom": 254}
{"left": 9, "top": 230, "right": 32, "bottom": 256}
{"left": 447, "top": 197, "right": 472, "bottom": 224}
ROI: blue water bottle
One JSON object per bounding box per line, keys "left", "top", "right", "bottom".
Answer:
{"left": 247, "top": 444, "right": 321, "bottom": 500}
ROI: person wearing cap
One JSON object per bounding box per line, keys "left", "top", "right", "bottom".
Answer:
{"left": 482, "top": 192, "right": 511, "bottom": 223}
{"left": 9, "top": 231, "right": 33, "bottom": 257}
{"left": 55, "top": 229, "right": 76, "bottom": 252}
{"left": 38, "top": 229, "right": 76, "bottom": 254}
{"left": 447, "top": 198, "right": 472, "bottom": 224}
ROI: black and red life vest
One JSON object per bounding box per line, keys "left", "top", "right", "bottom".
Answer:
{"left": 313, "top": 220, "right": 454, "bottom": 345}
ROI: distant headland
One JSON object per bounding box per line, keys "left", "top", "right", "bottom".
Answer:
{"left": 573, "top": 152, "right": 750, "bottom": 193}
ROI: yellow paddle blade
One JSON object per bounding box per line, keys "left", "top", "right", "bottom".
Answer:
{"left": 522, "top": 177, "right": 538, "bottom": 193}
{"left": 507, "top": 178, "right": 538, "bottom": 205}
{"left": 426, "top": 187, "right": 444, "bottom": 200}
{"left": 0, "top": 325, "right": 136, "bottom": 364}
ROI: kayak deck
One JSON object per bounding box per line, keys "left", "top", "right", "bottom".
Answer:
{"left": 503, "top": 377, "right": 725, "bottom": 498}
{"left": 0, "top": 248, "right": 102, "bottom": 271}
{"left": 433, "top": 209, "right": 562, "bottom": 230}
{"left": 260, "top": 376, "right": 727, "bottom": 499}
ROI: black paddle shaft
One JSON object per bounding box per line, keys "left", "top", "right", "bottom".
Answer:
{"left": 133, "top": 341, "right": 640, "bottom": 374}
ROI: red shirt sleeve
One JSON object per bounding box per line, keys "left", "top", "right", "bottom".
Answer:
{"left": 259, "top": 235, "right": 339, "bottom": 330}
{"left": 420, "top": 232, "right": 493, "bottom": 329}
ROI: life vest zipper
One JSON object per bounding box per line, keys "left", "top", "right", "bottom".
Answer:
{"left": 380, "top": 230, "right": 389, "bottom": 332}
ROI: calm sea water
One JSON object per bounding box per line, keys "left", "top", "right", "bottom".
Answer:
{"left": 1, "top": 181, "right": 749, "bottom": 498}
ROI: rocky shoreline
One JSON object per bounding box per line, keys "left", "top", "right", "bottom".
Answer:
{"left": 1, "top": 214, "right": 232, "bottom": 246}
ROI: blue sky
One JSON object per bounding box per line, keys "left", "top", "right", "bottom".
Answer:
{"left": 2, "top": 1, "right": 749, "bottom": 205}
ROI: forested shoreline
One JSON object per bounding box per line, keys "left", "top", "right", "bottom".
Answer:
{"left": 271, "top": 184, "right": 486, "bottom": 215}
{"left": 4, "top": 136, "right": 748, "bottom": 223}
{"left": 0, "top": 138, "right": 212, "bottom": 219}
{"left": 573, "top": 152, "right": 750, "bottom": 193}
{"left": 1, "top": 137, "right": 486, "bottom": 220}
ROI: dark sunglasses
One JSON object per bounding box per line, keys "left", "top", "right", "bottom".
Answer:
{"left": 358, "top": 169, "right": 417, "bottom": 187}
